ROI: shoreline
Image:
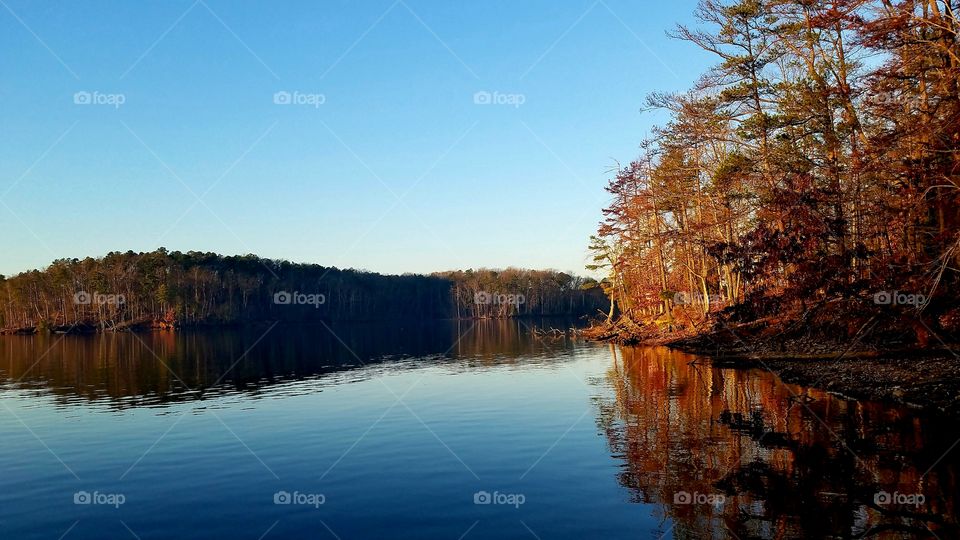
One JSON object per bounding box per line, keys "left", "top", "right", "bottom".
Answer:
{"left": 8, "top": 316, "right": 958, "bottom": 415}
{"left": 0, "top": 314, "right": 582, "bottom": 336}
{"left": 678, "top": 345, "right": 960, "bottom": 417}
{"left": 582, "top": 320, "right": 960, "bottom": 417}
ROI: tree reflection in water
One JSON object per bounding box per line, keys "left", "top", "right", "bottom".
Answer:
{"left": 0, "top": 320, "right": 576, "bottom": 408}
{"left": 596, "top": 345, "right": 958, "bottom": 539}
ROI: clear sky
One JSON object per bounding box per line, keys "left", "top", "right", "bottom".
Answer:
{"left": 0, "top": 0, "right": 709, "bottom": 277}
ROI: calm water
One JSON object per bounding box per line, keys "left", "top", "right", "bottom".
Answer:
{"left": 0, "top": 321, "right": 956, "bottom": 539}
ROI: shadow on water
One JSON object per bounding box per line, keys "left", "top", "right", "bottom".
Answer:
{"left": 0, "top": 319, "right": 579, "bottom": 409}
{"left": 596, "top": 345, "right": 959, "bottom": 539}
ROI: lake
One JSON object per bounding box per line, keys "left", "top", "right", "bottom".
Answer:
{"left": 0, "top": 320, "right": 956, "bottom": 539}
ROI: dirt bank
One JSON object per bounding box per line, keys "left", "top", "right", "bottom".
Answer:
{"left": 583, "top": 300, "right": 960, "bottom": 415}
{"left": 706, "top": 354, "right": 960, "bottom": 416}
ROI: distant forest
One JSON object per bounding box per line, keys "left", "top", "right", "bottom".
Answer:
{"left": 0, "top": 249, "right": 606, "bottom": 333}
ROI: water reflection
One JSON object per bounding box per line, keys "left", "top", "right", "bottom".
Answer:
{"left": 598, "top": 345, "right": 959, "bottom": 539}
{"left": 3, "top": 322, "right": 957, "bottom": 539}
{"left": 0, "top": 319, "right": 577, "bottom": 409}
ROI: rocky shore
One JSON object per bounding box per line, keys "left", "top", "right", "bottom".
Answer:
{"left": 584, "top": 303, "right": 960, "bottom": 416}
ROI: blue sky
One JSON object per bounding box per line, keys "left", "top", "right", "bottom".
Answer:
{"left": 0, "top": 0, "right": 708, "bottom": 277}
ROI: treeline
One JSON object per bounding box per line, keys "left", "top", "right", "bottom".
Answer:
{"left": 435, "top": 269, "right": 602, "bottom": 318}
{"left": 592, "top": 0, "right": 959, "bottom": 329}
{"left": 0, "top": 249, "right": 606, "bottom": 332}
